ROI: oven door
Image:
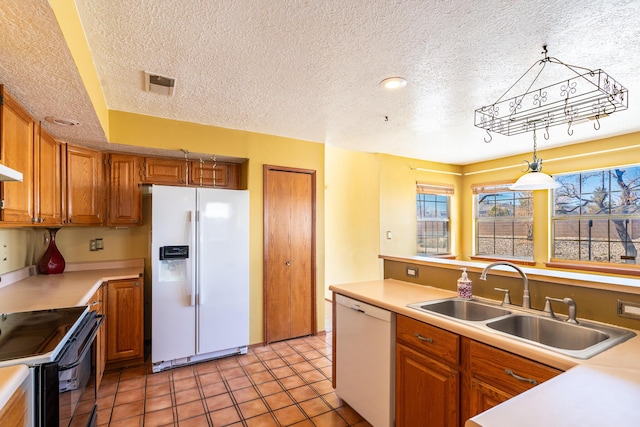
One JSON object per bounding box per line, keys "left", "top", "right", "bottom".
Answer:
{"left": 34, "top": 312, "right": 103, "bottom": 427}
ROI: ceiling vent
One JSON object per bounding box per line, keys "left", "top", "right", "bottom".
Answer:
{"left": 144, "top": 71, "right": 176, "bottom": 96}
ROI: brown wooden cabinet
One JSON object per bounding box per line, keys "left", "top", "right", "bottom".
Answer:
{"left": 392, "top": 315, "right": 563, "bottom": 426}
{"left": 189, "top": 160, "right": 240, "bottom": 189}
{"left": 65, "top": 144, "right": 104, "bottom": 225}
{"left": 88, "top": 285, "right": 106, "bottom": 391}
{"left": 34, "top": 125, "right": 63, "bottom": 225}
{"left": 396, "top": 315, "right": 460, "bottom": 427}
{"left": 142, "top": 157, "right": 187, "bottom": 185}
{"left": 107, "top": 153, "right": 142, "bottom": 226}
{"left": 0, "top": 379, "right": 28, "bottom": 427}
{"left": 0, "top": 85, "right": 35, "bottom": 224}
{"left": 467, "top": 340, "right": 561, "bottom": 418}
{"left": 106, "top": 277, "right": 144, "bottom": 364}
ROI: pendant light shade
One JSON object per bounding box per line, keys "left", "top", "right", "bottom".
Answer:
{"left": 510, "top": 170, "right": 560, "bottom": 191}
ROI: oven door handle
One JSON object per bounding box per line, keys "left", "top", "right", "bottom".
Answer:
{"left": 58, "top": 314, "right": 104, "bottom": 371}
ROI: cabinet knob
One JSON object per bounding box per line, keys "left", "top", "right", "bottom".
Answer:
{"left": 285, "top": 261, "right": 291, "bottom": 266}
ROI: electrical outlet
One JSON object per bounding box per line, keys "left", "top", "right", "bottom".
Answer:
{"left": 89, "top": 240, "right": 97, "bottom": 251}
{"left": 95, "top": 238, "right": 104, "bottom": 250}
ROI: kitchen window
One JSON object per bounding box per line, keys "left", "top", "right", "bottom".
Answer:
{"left": 474, "top": 184, "right": 533, "bottom": 260}
{"left": 551, "top": 165, "right": 640, "bottom": 265}
{"left": 416, "top": 183, "right": 452, "bottom": 256}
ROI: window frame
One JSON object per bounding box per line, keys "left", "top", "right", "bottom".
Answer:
{"left": 550, "top": 164, "right": 640, "bottom": 271}
{"left": 473, "top": 182, "right": 534, "bottom": 262}
{"left": 416, "top": 183, "right": 453, "bottom": 257}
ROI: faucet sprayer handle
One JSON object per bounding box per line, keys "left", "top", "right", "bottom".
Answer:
{"left": 494, "top": 287, "right": 512, "bottom": 305}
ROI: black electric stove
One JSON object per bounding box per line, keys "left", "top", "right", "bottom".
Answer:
{"left": 0, "top": 306, "right": 88, "bottom": 366}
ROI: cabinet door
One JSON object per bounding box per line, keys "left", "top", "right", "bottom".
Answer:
{"left": 0, "top": 381, "right": 27, "bottom": 427}
{"left": 142, "top": 157, "right": 187, "bottom": 185}
{"left": 106, "top": 278, "right": 144, "bottom": 362}
{"left": 0, "top": 86, "right": 34, "bottom": 224}
{"left": 107, "top": 153, "right": 142, "bottom": 226}
{"left": 34, "top": 126, "right": 62, "bottom": 225}
{"left": 469, "top": 377, "right": 513, "bottom": 416}
{"left": 89, "top": 286, "right": 105, "bottom": 391}
{"left": 66, "top": 145, "right": 104, "bottom": 225}
{"left": 189, "top": 161, "right": 240, "bottom": 189}
{"left": 396, "top": 343, "right": 459, "bottom": 427}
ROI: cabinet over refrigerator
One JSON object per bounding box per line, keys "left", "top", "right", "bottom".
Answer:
{"left": 150, "top": 185, "right": 249, "bottom": 372}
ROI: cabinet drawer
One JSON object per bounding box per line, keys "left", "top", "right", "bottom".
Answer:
{"left": 396, "top": 315, "right": 459, "bottom": 365}
{"left": 470, "top": 340, "right": 561, "bottom": 395}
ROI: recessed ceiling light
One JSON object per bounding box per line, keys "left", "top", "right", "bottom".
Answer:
{"left": 45, "top": 116, "right": 81, "bottom": 126}
{"left": 380, "top": 77, "right": 407, "bottom": 90}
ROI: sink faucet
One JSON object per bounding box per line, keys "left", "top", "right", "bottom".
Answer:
{"left": 480, "top": 261, "right": 530, "bottom": 309}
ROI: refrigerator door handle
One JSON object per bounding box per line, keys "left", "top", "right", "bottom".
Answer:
{"left": 189, "top": 210, "right": 196, "bottom": 306}
{"left": 197, "top": 209, "right": 205, "bottom": 306}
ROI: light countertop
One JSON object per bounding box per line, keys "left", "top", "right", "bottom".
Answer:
{"left": 0, "top": 260, "right": 144, "bottom": 313}
{"left": 330, "top": 279, "right": 640, "bottom": 426}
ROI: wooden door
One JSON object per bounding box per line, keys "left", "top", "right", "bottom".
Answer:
{"left": 264, "top": 165, "right": 316, "bottom": 343}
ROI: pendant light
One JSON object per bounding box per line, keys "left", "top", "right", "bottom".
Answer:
{"left": 510, "top": 128, "right": 560, "bottom": 191}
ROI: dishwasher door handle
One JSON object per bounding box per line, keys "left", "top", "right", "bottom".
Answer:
{"left": 350, "top": 307, "right": 366, "bottom": 314}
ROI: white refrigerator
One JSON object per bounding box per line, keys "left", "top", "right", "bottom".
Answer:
{"left": 150, "top": 185, "right": 249, "bottom": 372}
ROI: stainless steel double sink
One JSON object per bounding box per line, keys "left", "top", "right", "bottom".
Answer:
{"left": 407, "top": 298, "right": 636, "bottom": 359}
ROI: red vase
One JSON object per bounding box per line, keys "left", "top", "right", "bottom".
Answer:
{"left": 39, "top": 228, "right": 66, "bottom": 274}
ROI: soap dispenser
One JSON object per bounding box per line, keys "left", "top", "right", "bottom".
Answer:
{"left": 457, "top": 268, "right": 472, "bottom": 299}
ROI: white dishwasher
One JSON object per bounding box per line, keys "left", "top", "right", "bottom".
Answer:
{"left": 335, "top": 294, "right": 395, "bottom": 427}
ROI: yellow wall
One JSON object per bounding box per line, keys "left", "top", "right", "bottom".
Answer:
{"left": 48, "top": 0, "right": 110, "bottom": 139}
{"left": 324, "top": 146, "right": 381, "bottom": 297}
{"left": 378, "top": 154, "right": 463, "bottom": 258}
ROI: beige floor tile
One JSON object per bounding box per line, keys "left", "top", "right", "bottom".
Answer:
{"left": 117, "top": 377, "right": 146, "bottom": 392}
{"left": 238, "top": 398, "right": 269, "bottom": 418}
{"left": 177, "top": 414, "right": 209, "bottom": 427}
{"left": 300, "top": 369, "right": 326, "bottom": 384}
{"left": 310, "top": 411, "right": 348, "bottom": 427}
{"left": 198, "top": 371, "right": 223, "bottom": 384}
{"left": 176, "top": 400, "right": 205, "bottom": 420}
{"left": 114, "top": 387, "right": 145, "bottom": 406}
{"left": 201, "top": 381, "right": 228, "bottom": 398}
{"left": 173, "top": 377, "right": 198, "bottom": 391}
{"left": 288, "top": 385, "right": 317, "bottom": 403}
{"left": 279, "top": 375, "right": 305, "bottom": 390}
{"left": 107, "top": 415, "right": 143, "bottom": 427}
{"left": 145, "top": 382, "right": 172, "bottom": 398}
{"left": 244, "top": 362, "right": 268, "bottom": 374}
{"left": 336, "top": 404, "right": 364, "bottom": 425}
{"left": 174, "top": 387, "right": 202, "bottom": 405}
{"left": 220, "top": 366, "right": 245, "bottom": 380}
{"left": 232, "top": 386, "right": 260, "bottom": 403}
{"left": 263, "top": 391, "right": 294, "bottom": 411}
{"left": 227, "top": 375, "right": 252, "bottom": 390}
{"left": 145, "top": 394, "right": 173, "bottom": 412}
{"left": 271, "top": 366, "right": 295, "bottom": 379}
{"left": 245, "top": 412, "right": 279, "bottom": 427}
{"left": 110, "top": 401, "right": 144, "bottom": 421}
{"left": 309, "top": 379, "right": 333, "bottom": 395}
{"left": 250, "top": 370, "right": 275, "bottom": 384}
{"left": 273, "top": 405, "right": 306, "bottom": 426}
{"left": 205, "top": 393, "right": 234, "bottom": 411}
{"left": 209, "top": 406, "right": 241, "bottom": 426}
{"left": 256, "top": 380, "right": 284, "bottom": 396}
{"left": 143, "top": 408, "right": 175, "bottom": 427}
{"left": 299, "top": 397, "right": 332, "bottom": 418}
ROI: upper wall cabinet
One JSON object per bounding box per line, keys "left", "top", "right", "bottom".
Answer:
{"left": 141, "top": 157, "right": 188, "bottom": 185}
{"left": 189, "top": 160, "right": 240, "bottom": 189}
{"left": 107, "top": 153, "right": 142, "bottom": 226}
{"left": 65, "top": 144, "right": 104, "bottom": 225}
{"left": 0, "top": 85, "right": 35, "bottom": 224}
{"left": 34, "top": 125, "right": 63, "bottom": 225}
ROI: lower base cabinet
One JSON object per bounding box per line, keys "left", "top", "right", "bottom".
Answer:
{"left": 106, "top": 277, "right": 144, "bottom": 365}
{"left": 0, "top": 382, "right": 28, "bottom": 427}
{"left": 394, "top": 315, "right": 562, "bottom": 427}
{"left": 88, "top": 286, "right": 105, "bottom": 390}
{"left": 396, "top": 343, "right": 460, "bottom": 426}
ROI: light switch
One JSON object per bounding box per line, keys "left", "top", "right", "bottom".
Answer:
{"left": 386, "top": 231, "right": 392, "bottom": 240}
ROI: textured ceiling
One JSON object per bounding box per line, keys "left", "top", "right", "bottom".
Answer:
{"left": 2, "top": 1, "right": 640, "bottom": 164}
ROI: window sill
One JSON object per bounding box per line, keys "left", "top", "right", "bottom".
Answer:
{"left": 470, "top": 255, "right": 536, "bottom": 267}
{"left": 546, "top": 259, "right": 640, "bottom": 278}
{"left": 417, "top": 254, "right": 457, "bottom": 260}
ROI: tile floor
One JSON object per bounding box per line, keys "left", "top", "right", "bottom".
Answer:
{"left": 97, "top": 330, "right": 369, "bottom": 426}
